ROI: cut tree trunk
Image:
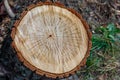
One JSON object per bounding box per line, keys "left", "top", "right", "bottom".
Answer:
{"left": 11, "top": 1, "right": 92, "bottom": 79}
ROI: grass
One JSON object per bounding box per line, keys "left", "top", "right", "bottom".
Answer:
{"left": 77, "top": 23, "right": 120, "bottom": 80}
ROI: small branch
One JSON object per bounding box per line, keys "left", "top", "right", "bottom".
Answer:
{"left": 86, "top": 0, "right": 107, "bottom": 6}
{"left": 112, "top": 8, "right": 120, "bottom": 15}
{"left": 3, "top": 0, "right": 15, "bottom": 18}
{"left": 109, "top": 1, "right": 120, "bottom": 15}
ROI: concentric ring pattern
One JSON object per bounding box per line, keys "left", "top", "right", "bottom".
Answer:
{"left": 12, "top": 4, "right": 90, "bottom": 77}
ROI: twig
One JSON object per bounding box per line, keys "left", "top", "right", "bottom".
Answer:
{"left": 112, "top": 8, "right": 120, "bottom": 15}
{"left": 3, "top": 0, "right": 15, "bottom": 18}
{"left": 94, "top": 11, "right": 103, "bottom": 20}
{"left": 109, "top": 1, "right": 120, "bottom": 15}
{"left": 85, "top": 0, "right": 107, "bottom": 6}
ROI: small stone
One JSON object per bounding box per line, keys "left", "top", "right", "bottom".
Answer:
{"left": 92, "top": 30, "right": 95, "bottom": 33}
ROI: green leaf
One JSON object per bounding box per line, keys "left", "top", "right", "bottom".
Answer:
{"left": 107, "top": 23, "right": 115, "bottom": 31}
{"left": 109, "top": 35, "right": 115, "bottom": 41}
{"left": 116, "top": 28, "right": 120, "bottom": 33}
{"left": 100, "top": 26, "right": 107, "bottom": 32}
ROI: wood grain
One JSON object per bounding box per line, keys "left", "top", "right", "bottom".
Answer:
{"left": 11, "top": 1, "right": 92, "bottom": 78}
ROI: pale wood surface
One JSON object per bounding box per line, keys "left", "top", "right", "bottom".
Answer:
{"left": 13, "top": 5, "right": 88, "bottom": 74}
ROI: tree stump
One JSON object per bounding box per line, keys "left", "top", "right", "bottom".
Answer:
{"left": 11, "top": 1, "right": 92, "bottom": 78}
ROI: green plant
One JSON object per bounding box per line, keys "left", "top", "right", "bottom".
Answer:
{"left": 86, "top": 23, "right": 120, "bottom": 70}
{"left": 92, "top": 23, "right": 120, "bottom": 56}
{"left": 77, "top": 23, "right": 120, "bottom": 80}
